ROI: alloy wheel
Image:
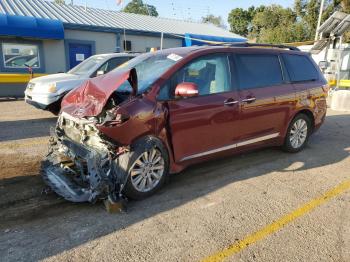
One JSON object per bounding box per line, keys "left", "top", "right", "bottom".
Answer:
{"left": 130, "top": 148, "right": 165, "bottom": 193}
{"left": 289, "top": 119, "right": 308, "bottom": 149}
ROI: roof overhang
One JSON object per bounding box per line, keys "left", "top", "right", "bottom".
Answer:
{"left": 0, "top": 14, "right": 64, "bottom": 40}
{"left": 184, "top": 33, "right": 247, "bottom": 47}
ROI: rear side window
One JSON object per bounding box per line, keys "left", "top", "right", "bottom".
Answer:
{"left": 283, "top": 54, "right": 319, "bottom": 82}
{"left": 235, "top": 54, "right": 283, "bottom": 89}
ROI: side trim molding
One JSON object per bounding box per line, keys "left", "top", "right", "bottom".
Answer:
{"left": 180, "top": 133, "right": 280, "bottom": 162}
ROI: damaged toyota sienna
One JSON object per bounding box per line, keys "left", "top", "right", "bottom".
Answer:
{"left": 42, "top": 44, "right": 328, "bottom": 205}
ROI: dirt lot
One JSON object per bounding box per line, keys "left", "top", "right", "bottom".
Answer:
{"left": 0, "top": 100, "right": 349, "bottom": 262}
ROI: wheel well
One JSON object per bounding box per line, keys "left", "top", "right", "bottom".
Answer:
{"left": 296, "top": 110, "right": 315, "bottom": 131}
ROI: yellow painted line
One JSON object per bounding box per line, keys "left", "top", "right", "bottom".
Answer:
{"left": 202, "top": 179, "right": 350, "bottom": 262}
{"left": 0, "top": 73, "right": 47, "bottom": 83}
{"left": 327, "top": 79, "right": 350, "bottom": 88}
{"left": 0, "top": 140, "right": 48, "bottom": 149}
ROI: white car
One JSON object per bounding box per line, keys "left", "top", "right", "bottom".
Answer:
{"left": 24, "top": 53, "right": 136, "bottom": 114}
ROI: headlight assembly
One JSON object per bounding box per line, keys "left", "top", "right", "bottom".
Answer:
{"left": 47, "top": 83, "right": 57, "bottom": 93}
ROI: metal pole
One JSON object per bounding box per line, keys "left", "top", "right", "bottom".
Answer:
{"left": 336, "top": 36, "right": 343, "bottom": 89}
{"left": 160, "top": 32, "right": 164, "bottom": 50}
{"left": 122, "top": 1, "right": 127, "bottom": 51}
{"left": 315, "top": 0, "right": 325, "bottom": 40}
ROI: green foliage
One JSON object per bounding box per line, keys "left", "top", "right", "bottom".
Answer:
{"left": 227, "top": 6, "right": 265, "bottom": 36}
{"left": 123, "top": 0, "right": 158, "bottom": 17}
{"left": 201, "top": 14, "right": 226, "bottom": 29}
{"left": 228, "top": 0, "right": 349, "bottom": 44}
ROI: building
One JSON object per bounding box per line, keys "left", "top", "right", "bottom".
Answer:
{"left": 0, "top": 0, "right": 245, "bottom": 97}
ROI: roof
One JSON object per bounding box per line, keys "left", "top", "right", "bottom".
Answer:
{"left": 0, "top": 0, "right": 245, "bottom": 40}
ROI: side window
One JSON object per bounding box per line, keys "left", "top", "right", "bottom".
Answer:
{"left": 283, "top": 54, "right": 319, "bottom": 82}
{"left": 235, "top": 54, "right": 283, "bottom": 90}
{"left": 158, "top": 54, "right": 231, "bottom": 100}
{"left": 106, "top": 57, "right": 130, "bottom": 73}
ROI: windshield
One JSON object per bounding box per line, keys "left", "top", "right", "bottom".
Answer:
{"left": 113, "top": 52, "right": 179, "bottom": 94}
{"left": 68, "top": 56, "right": 106, "bottom": 75}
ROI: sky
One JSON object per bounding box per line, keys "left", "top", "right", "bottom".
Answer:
{"left": 67, "top": 0, "right": 295, "bottom": 25}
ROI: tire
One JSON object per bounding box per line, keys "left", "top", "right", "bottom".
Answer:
{"left": 283, "top": 113, "right": 312, "bottom": 153}
{"left": 47, "top": 97, "right": 63, "bottom": 115}
{"left": 116, "top": 136, "right": 169, "bottom": 200}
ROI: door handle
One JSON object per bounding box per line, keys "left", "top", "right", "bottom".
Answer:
{"left": 242, "top": 97, "right": 256, "bottom": 103}
{"left": 224, "top": 99, "right": 239, "bottom": 106}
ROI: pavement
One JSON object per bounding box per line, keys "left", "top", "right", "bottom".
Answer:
{"left": 0, "top": 100, "right": 349, "bottom": 262}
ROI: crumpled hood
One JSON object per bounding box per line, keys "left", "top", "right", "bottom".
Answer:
{"left": 61, "top": 69, "right": 136, "bottom": 118}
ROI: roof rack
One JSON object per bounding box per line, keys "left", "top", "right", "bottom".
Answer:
{"left": 222, "top": 42, "right": 301, "bottom": 51}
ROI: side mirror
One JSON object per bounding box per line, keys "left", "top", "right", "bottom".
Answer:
{"left": 175, "top": 82, "right": 199, "bottom": 98}
{"left": 96, "top": 70, "right": 105, "bottom": 76}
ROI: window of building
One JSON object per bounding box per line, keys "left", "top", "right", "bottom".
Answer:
{"left": 2, "top": 43, "right": 40, "bottom": 68}
{"left": 235, "top": 54, "right": 283, "bottom": 89}
{"left": 283, "top": 54, "right": 319, "bottom": 82}
{"left": 123, "top": 40, "right": 132, "bottom": 52}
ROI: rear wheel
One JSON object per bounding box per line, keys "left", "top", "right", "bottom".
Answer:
{"left": 117, "top": 136, "right": 169, "bottom": 200}
{"left": 283, "top": 114, "right": 312, "bottom": 153}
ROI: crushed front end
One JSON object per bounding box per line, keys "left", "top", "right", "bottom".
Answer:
{"left": 42, "top": 112, "right": 127, "bottom": 203}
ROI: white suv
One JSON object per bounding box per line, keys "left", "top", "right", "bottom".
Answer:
{"left": 25, "top": 53, "right": 136, "bottom": 114}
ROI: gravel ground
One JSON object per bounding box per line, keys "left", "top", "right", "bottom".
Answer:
{"left": 0, "top": 100, "right": 349, "bottom": 262}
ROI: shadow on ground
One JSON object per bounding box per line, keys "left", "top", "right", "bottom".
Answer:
{"left": 0, "top": 114, "right": 349, "bottom": 261}
{"left": 0, "top": 117, "right": 56, "bottom": 142}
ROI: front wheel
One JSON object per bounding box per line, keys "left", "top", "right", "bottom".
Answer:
{"left": 117, "top": 136, "right": 169, "bottom": 200}
{"left": 283, "top": 114, "right": 312, "bottom": 153}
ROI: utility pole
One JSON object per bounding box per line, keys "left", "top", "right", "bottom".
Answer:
{"left": 315, "top": 0, "right": 325, "bottom": 40}
{"left": 160, "top": 32, "right": 164, "bottom": 50}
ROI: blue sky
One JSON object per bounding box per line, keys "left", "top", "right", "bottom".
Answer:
{"left": 69, "top": 0, "right": 294, "bottom": 24}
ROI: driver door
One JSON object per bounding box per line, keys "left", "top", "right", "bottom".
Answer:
{"left": 164, "top": 54, "right": 240, "bottom": 163}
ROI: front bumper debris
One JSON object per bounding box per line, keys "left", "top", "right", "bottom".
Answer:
{"left": 41, "top": 135, "right": 126, "bottom": 204}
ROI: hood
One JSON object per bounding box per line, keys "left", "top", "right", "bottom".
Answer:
{"left": 30, "top": 73, "right": 83, "bottom": 84}
{"left": 61, "top": 68, "right": 137, "bottom": 118}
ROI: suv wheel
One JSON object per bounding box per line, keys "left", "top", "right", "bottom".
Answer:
{"left": 283, "top": 114, "right": 311, "bottom": 153}
{"left": 117, "top": 137, "right": 169, "bottom": 200}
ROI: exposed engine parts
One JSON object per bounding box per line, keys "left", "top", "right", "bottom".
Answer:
{"left": 41, "top": 112, "right": 129, "bottom": 204}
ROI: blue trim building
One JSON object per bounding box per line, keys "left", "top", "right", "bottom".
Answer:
{"left": 0, "top": 0, "right": 245, "bottom": 96}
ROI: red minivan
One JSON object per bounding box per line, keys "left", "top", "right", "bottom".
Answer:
{"left": 42, "top": 44, "right": 328, "bottom": 203}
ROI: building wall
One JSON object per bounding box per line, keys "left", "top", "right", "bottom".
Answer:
{"left": 0, "top": 29, "right": 183, "bottom": 97}
{"left": 65, "top": 29, "right": 117, "bottom": 55}
{"left": 43, "top": 40, "right": 65, "bottom": 74}
{"left": 122, "top": 34, "right": 182, "bottom": 52}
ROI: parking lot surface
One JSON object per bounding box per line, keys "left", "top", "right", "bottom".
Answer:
{"left": 0, "top": 100, "right": 349, "bottom": 262}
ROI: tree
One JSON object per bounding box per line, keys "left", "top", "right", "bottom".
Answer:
{"left": 201, "top": 14, "right": 226, "bottom": 29}
{"left": 227, "top": 1, "right": 347, "bottom": 44}
{"left": 228, "top": 6, "right": 265, "bottom": 37}
{"left": 228, "top": 8, "right": 251, "bottom": 36}
{"left": 123, "top": 0, "right": 158, "bottom": 17}
{"left": 250, "top": 5, "right": 301, "bottom": 43}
